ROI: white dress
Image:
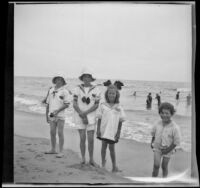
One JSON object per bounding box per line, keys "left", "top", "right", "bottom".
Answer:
{"left": 96, "top": 102, "right": 126, "bottom": 142}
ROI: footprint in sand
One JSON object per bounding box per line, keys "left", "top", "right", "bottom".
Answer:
{"left": 18, "top": 150, "right": 24, "bottom": 153}
{"left": 27, "top": 148, "right": 35, "bottom": 152}
{"left": 25, "top": 143, "right": 32, "bottom": 145}
{"left": 35, "top": 154, "right": 45, "bottom": 161}
{"left": 64, "top": 171, "right": 73, "bottom": 175}
{"left": 19, "top": 156, "right": 27, "bottom": 160}
{"left": 46, "top": 169, "right": 54, "bottom": 173}
{"left": 41, "top": 141, "right": 49, "bottom": 145}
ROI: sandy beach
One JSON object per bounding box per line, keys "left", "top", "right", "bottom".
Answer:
{"left": 14, "top": 110, "right": 196, "bottom": 186}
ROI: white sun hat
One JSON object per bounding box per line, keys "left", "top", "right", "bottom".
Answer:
{"left": 79, "top": 67, "right": 96, "bottom": 81}
{"left": 52, "top": 71, "right": 66, "bottom": 85}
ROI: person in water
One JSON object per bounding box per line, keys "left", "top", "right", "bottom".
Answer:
{"left": 146, "top": 93, "right": 152, "bottom": 109}
{"left": 155, "top": 93, "right": 161, "bottom": 107}
{"left": 96, "top": 82, "right": 125, "bottom": 172}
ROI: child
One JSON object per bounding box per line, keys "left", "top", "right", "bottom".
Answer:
{"left": 45, "top": 74, "right": 71, "bottom": 158}
{"left": 73, "top": 67, "right": 101, "bottom": 166}
{"left": 96, "top": 82, "right": 125, "bottom": 173}
{"left": 151, "top": 102, "right": 181, "bottom": 177}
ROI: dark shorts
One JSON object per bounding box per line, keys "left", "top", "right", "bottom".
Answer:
{"left": 96, "top": 137, "right": 118, "bottom": 144}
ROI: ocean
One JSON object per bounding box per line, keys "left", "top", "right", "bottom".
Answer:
{"left": 14, "top": 76, "right": 192, "bottom": 152}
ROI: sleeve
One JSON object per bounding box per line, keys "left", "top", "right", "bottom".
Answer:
{"left": 96, "top": 103, "right": 103, "bottom": 119}
{"left": 46, "top": 88, "right": 51, "bottom": 104}
{"left": 72, "top": 87, "right": 79, "bottom": 102}
{"left": 173, "top": 125, "right": 181, "bottom": 146}
{"left": 63, "top": 89, "right": 72, "bottom": 104}
{"left": 94, "top": 87, "right": 101, "bottom": 104}
{"left": 119, "top": 107, "right": 126, "bottom": 122}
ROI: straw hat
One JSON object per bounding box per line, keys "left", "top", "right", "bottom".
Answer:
{"left": 79, "top": 67, "right": 96, "bottom": 81}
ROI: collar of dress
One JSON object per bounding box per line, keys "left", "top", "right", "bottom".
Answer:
{"left": 78, "top": 84, "right": 96, "bottom": 94}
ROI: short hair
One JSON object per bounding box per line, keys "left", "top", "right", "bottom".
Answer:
{"left": 158, "top": 102, "right": 176, "bottom": 115}
{"left": 104, "top": 85, "right": 120, "bottom": 104}
{"left": 52, "top": 76, "right": 66, "bottom": 85}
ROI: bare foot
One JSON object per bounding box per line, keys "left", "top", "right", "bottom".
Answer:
{"left": 89, "top": 160, "right": 100, "bottom": 168}
{"left": 56, "top": 153, "right": 64, "bottom": 158}
{"left": 44, "top": 150, "right": 57, "bottom": 154}
{"left": 102, "top": 159, "right": 106, "bottom": 168}
{"left": 112, "top": 166, "right": 122, "bottom": 173}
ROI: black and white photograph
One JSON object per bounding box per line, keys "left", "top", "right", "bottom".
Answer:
{"left": 11, "top": 1, "right": 198, "bottom": 186}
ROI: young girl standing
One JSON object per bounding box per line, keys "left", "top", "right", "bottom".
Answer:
{"left": 151, "top": 102, "right": 181, "bottom": 177}
{"left": 45, "top": 75, "right": 71, "bottom": 158}
{"left": 96, "top": 83, "right": 125, "bottom": 172}
{"left": 73, "top": 67, "right": 101, "bottom": 166}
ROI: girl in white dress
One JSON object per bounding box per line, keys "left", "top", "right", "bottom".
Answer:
{"left": 96, "top": 82, "right": 125, "bottom": 172}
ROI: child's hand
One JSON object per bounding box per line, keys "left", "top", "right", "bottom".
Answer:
{"left": 161, "top": 147, "right": 169, "bottom": 155}
{"left": 79, "top": 111, "right": 86, "bottom": 118}
{"left": 52, "top": 110, "right": 59, "bottom": 116}
{"left": 81, "top": 116, "right": 88, "bottom": 125}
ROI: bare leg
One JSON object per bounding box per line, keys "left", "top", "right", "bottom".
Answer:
{"left": 57, "top": 119, "right": 64, "bottom": 153}
{"left": 50, "top": 121, "right": 57, "bottom": 152}
{"left": 87, "top": 130, "right": 99, "bottom": 167}
{"left": 109, "top": 143, "right": 118, "bottom": 172}
{"left": 162, "top": 157, "right": 170, "bottom": 178}
{"left": 101, "top": 141, "right": 108, "bottom": 167}
{"left": 78, "top": 129, "right": 86, "bottom": 164}
{"left": 152, "top": 151, "right": 162, "bottom": 177}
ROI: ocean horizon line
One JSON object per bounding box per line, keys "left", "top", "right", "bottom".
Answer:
{"left": 14, "top": 75, "right": 191, "bottom": 84}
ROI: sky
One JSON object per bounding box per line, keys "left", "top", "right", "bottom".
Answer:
{"left": 14, "top": 3, "right": 193, "bottom": 82}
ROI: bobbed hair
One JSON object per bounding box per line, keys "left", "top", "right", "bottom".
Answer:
{"left": 158, "top": 102, "right": 176, "bottom": 115}
{"left": 105, "top": 85, "right": 120, "bottom": 104}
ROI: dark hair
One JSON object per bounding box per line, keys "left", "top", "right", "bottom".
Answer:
{"left": 114, "top": 81, "right": 124, "bottom": 90}
{"left": 52, "top": 76, "right": 66, "bottom": 85}
{"left": 158, "top": 102, "right": 176, "bottom": 115}
{"left": 105, "top": 85, "right": 120, "bottom": 104}
{"left": 79, "top": 74, "right": 95, "bottom": 82}
{"left": 103, "top": 80, "right": 112, "bottom": 86}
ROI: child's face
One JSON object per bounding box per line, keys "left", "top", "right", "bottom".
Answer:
{"left": 160, "top": 109, "right": 172, "bottom": 124}
{"left": 107, "top": 88, "right": 117, "bottom": 103}
{"left": 82, "top": 74, "right": 92, "bottom": 84}
{"left": 55, "top": 77, "right": 63, "bottom": 86}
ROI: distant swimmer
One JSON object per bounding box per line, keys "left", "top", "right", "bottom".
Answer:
{"left": 146, "top": 93, "right": 152, "bottom": 109}
{"left": 155, "top": 93, "right": 161, "bottom": 107}
{"left": 133, "top": 91, "right": 136, "bottom": 98}
{"left": 186, "top": 93, "right": 192, "bottom": 106}
{"left": 175, "top": 91, "right": 180, "bottom": 105}
{"left": 176, "top": 91, "right": 180, "bottom": 101}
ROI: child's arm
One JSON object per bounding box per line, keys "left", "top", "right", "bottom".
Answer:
{"left": 96, "top": 119, "right": 101, "bottom": 138}
{"left": 115, "top": 121, "right": 123, "bottom": 141}
{"left": 151, "top": 136, "right": 155, "bottom": 149}
{"left": 82, "top": 102, "right": 99, "bottom": 115}
{"left": 52, "top": 103, "right": 70, "bottom": 116}
{"left": 73, "top": 96, "right": 84, "bottom": 117}
{"left": 161, "top": 143, "right": 176, "bottom": 155}
{"left": 46, "top": 104, "right": 50, "bottom": 123}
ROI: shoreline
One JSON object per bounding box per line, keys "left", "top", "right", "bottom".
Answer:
{"left": 14, "top": 109, "right": 195, "bottom": 185}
